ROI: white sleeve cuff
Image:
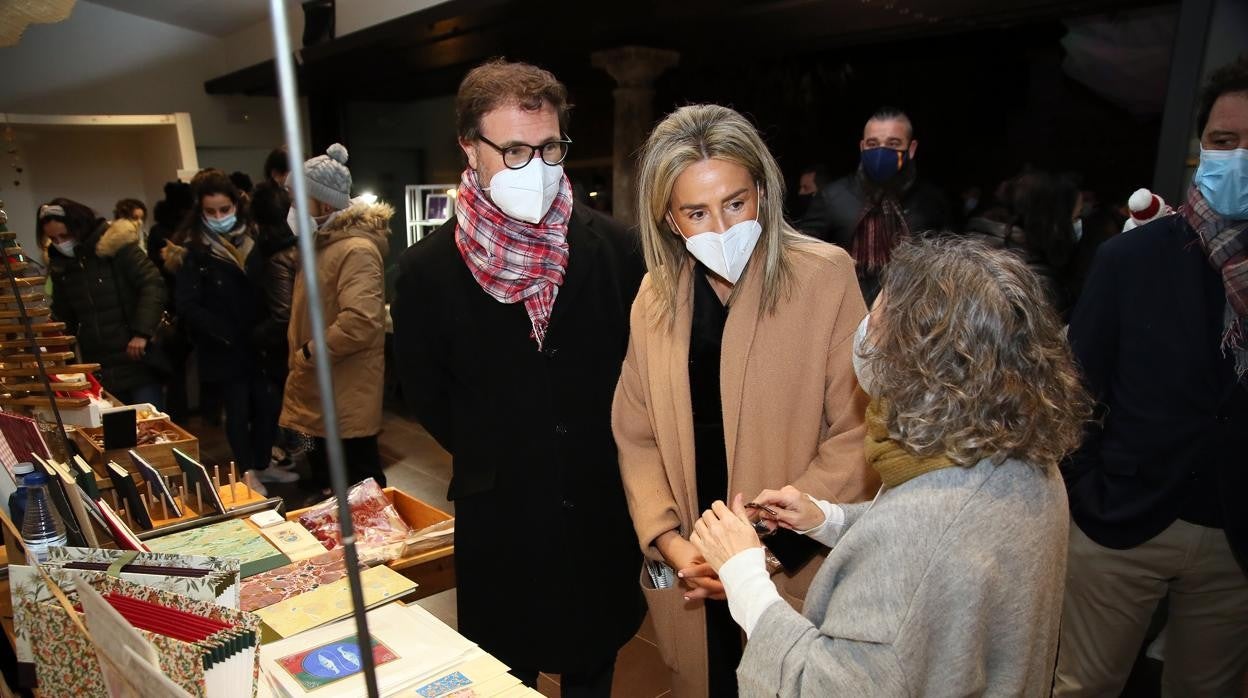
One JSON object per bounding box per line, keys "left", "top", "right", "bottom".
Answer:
{"left": 797, "top": 497, "right": 846, "bottom": 547}
{"left": 718, "top": 547, "right": 784, "bottom": 637}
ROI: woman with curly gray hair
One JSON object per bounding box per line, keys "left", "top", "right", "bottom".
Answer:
{"left": 690, "top": 236, "right": 1092, "bottom": 696}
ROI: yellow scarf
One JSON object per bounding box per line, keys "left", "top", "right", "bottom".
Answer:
{"left": 864, "top": 398, "right": 956, "bottom": 487}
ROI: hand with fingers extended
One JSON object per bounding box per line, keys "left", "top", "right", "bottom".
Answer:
{"left": 750, "top": 485, "right": 825, "bottom": 533}
{"left": 690, "top": 494, "right": 763, "bottom": 573}
{"left": 657, "top": 530, "right": 726, "bottom": 601}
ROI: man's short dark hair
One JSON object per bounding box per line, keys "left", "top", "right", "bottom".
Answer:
{"left": 1197, "top": 54, "right": 1248, "bottom": 137}
{"left": 866, "top": 106, "right": 914, "bottom": 140}
{"left": 456, "top": 58, "right": 571, "bottom": 141}
{"left": 263, "top": 147, "right": 289, "bottom": 180}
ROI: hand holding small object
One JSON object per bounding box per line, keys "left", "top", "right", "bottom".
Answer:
{"left": 690, "top": 494, "right": 762, "bottom": 572}
{"left": 749, "top": 485, "right": 825, "bottom": 532}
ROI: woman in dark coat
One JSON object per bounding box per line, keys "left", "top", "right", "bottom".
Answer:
{"left": 41, "top": 198, "right": 166, "bottom": 406}
{"left": 167, "top": 170, "right": 293, "bottom": 490}
{"left": 963, "top": 171, "right": 1080, "bottom": 316}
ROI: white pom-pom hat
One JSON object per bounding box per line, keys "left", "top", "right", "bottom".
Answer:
{"left": 303, "top": 143, "right": 353, "bottom": 210}
{"left": 1123, "top": 187, "right": 1173, "bottom": 232}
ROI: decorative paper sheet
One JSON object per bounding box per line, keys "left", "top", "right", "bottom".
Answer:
{"left": 259, "top": 521, "right": 328, "bottom": 561}
{"left": 254, "top": 565, "right": 417, "bottom": 640}
{"left": 145, "top": 518, "right": 289, "bottom": 577}
{"left": 275, "top": 636, "right": 399, "bottom": 691}
{"left": 240, "top": 549, "right": 347, "bottom": 612}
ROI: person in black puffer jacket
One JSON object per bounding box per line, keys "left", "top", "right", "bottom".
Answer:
{"left": 166, "top": 170, "right": 296, "bottom": 492}
{"left": 41, "top": 198, "right": 167, "bottom": 407}
{"left": 251, "top": 179, "right": 298, "bottom": 387}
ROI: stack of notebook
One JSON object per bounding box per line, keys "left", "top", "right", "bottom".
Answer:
{"left": 9, "top": 548, "right": 241, "bottom": 687}
{"left": 259, "top": 602, "right": 486, "bottom": 697}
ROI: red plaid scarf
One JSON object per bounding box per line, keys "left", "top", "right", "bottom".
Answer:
{"left": 1183, "top": 184, "right": 1248, "bottom": 380}
{"left": 454, "top": 168, "right": 573, "bottom": 349}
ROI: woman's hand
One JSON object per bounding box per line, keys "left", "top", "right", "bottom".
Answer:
{"left": 691, "top": 494, "right": 762, "bottom": 573}
{"left": 751, "top": 485, "right": 825, "bottom": 532}
{"left": 658, "top": 531, "right": 726, "bottom": 601}
{"left": 126, "top": 336, "right": 148, "bottom": 361}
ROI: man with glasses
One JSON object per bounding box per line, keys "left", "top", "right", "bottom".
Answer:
{"left": 392, "top": 59, "right": 645, "bottom": 696}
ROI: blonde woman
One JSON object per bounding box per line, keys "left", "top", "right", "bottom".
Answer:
{"left": 692, "top": 238, "right": 1093, "bottom": 696}
{"left": 612, "top": 104, "right": 876, "bottom": 697}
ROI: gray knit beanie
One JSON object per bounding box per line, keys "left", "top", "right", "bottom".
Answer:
{"left": 304, "top": 143, "right": 352, "bottom": 210}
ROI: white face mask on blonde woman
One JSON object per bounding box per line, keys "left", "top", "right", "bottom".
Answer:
{"left": 666, "top": 159, "right": 764, "bottom": 284}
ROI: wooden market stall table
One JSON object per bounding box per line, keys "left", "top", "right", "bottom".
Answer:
{"left": 0, "top": 483, "right": 455, "bottom": 694}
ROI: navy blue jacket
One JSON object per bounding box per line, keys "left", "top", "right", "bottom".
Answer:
{"left": 1064, "top": 213, "right": 1248, "bottom": 569}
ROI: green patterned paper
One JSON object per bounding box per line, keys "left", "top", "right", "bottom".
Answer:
{"left": 146, "top": 518, "right": 290, "bottom": 578}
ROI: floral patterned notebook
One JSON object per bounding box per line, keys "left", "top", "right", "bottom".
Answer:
{"left": 240, "top": 549, "right": 347, "bottom": 612}
{"left": 145, "top": 517, "right": 290, "bottom": 578}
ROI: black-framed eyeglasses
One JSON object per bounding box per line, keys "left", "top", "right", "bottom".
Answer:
{"left": 478, "top": 134, "right": 573, "bottom": 170}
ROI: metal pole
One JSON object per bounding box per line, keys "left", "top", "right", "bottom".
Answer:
{"left": 266, "top": 4, "right": 380, "bottom": 697}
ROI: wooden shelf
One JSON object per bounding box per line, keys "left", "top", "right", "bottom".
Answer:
{"left": 0, "top": 395, "right": 91, "bottom": 408}
{"left": 0, "top": 336, "right": 75, "bottom": 349}
{"left": 2, "top": 351, "right": 77, "bottom": 362}
{"left": 0, "top": 322, "right": 65, "bottom": 334}
{"left": 0, "top": 363, "right": 97, "bottom": 377}
{"left": 0, "top": 381, "right": 90, "bottom": 392}
{"left": 0, "top": 307, "right": 50, "bottom": 319}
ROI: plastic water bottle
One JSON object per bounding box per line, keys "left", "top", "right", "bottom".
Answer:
{"left": 8, "top": 462, "right": 34, "bottom": 526}
{"left": 20, "top": 471, "right": 66, "bottom": 563}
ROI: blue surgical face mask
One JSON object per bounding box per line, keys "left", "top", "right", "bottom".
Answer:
{"left": 1194, "top": 146, "right": 1248, "bottom": 220}
{"left": 1072, "top": 218, "right": 1084, "bottom": 242}
{"left": 860, "top": 146, "right": 910, "bottom": 183}
{"left": 202, "top": 213, "right": 237, "bottom": 235}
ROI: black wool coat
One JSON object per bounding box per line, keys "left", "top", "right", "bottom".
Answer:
{"left": 1064, "top": 213, "right": 1248, "bottom": 571}
{"left": 392, "top": 204, "right": 647, "bottom": 674}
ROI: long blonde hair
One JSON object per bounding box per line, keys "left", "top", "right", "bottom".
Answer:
{"left": 635, "top": 104, "right": 805, "bottom": 324}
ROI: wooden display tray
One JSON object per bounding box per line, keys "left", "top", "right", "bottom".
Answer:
{"left": 286, "top": 487, "right": 455, "bottom": 601}
{"left": 71, "top": 417, "right": 200, "bottom": 485}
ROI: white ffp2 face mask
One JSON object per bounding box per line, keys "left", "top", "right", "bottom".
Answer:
{"left": 852, "top": 313, "right": 878, "bottom": 396}
{"left": 681, "top": 219, "right": 763, "bottom": 284}
{"left": 484, "top": 159, "right": 563, "bottom": 224}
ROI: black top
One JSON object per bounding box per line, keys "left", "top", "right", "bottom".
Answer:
{"left": 392, "top": 204, "right": 647, "bottom": 673}
{"left": 1064, "top": 213, "right": 1248, "bottom": 569}
{"left": 690, "top": 263, "right": 730, "bottom": 512}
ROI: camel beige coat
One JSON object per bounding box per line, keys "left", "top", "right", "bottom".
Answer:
{"left": 280, "top": 201, "right": 392, "bottom": 438}
{"left": 612, "top": 239, "right": 877, "bottom": 697}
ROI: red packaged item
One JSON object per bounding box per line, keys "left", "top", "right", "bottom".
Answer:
{"left": 296, "top": 478, "right": 412, "bottom": 564}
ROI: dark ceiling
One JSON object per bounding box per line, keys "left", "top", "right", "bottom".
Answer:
{"left": 205, "top": 0, "right": 1161, "bottom": 100}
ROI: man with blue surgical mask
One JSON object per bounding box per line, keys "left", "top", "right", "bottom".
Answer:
{"left": 797, "top": 106, "right": 949, "bottom": 304}
{"left": 1055, "top": 56, "right": 1248, "bottom": 697}
{"left": 391, "top": 59, "right": 645, "bottom": 697}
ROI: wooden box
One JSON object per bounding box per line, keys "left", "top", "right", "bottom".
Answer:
{"left": 72, "top": 417, "right": 199, "bottom": 485}
{"left": 286, "top": 487, "right": 455, "bottom": 600}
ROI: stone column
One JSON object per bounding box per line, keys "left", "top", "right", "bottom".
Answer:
{"left": 591, "top": 47, "right": 679, "bottom": 225}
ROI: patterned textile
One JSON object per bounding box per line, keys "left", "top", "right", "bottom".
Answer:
{"left": 1182, "top": 184, "right": 1248, "bottom": 380}
{"left": 453, "top": 168, "right": 572, "bottom": 348}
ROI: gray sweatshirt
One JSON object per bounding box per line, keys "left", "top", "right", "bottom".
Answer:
{"left": 737, "top": 458, "right": 1069, "bottom": 697}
